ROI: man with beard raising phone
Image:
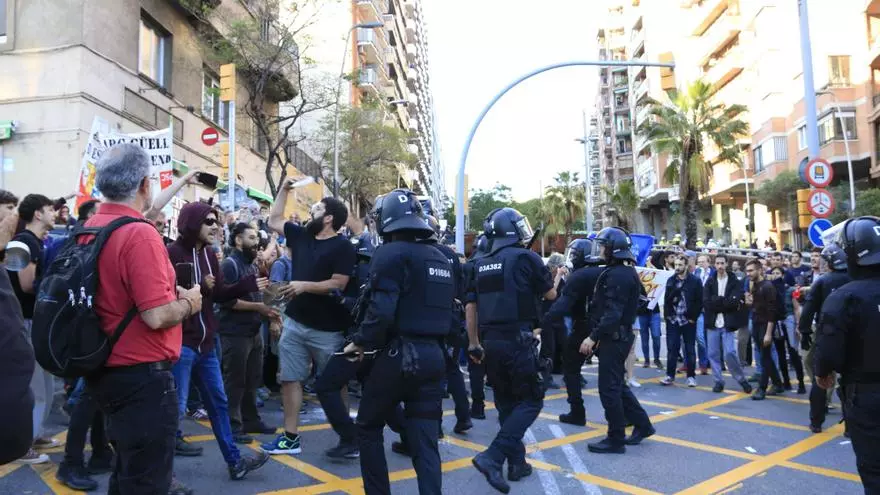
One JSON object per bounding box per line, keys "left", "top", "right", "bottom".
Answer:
{"left": 219, "top": 223, "right": 281, "bottom": 442}
{"left": 264, "top": 182, "right": 357, "bottom": 456}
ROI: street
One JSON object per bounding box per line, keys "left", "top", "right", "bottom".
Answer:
{"left": 0, "top": 361, "right": 860, "bottom": 495}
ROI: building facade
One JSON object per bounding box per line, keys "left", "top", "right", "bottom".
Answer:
{"left": 0, "top": 0, "right": 325, "bottom": 218}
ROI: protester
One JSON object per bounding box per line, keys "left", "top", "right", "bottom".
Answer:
{"left": 693, "top": 254, "right": 712, "bottom": 375}
{"left": 167, "top": 201, "right": 271, "bottom": 479}
{"left": 744, "top": 259, "right": 784, "bottom": 400}
{"left": 8, "top": 193, "right": 59, "bottom": 463}
{"left": 81, "top": 143, "right": 202, "bottom": 494}
{"left": 661, "top": 255, "right": 702, "bottom": 387}
{"left": 264, "top": 183, "right": 356, "bottom": 456}
{"left": 702, "top": 254, "right": 752, "bottom": 394}
{"left": 218, "top": 222, "right": 280, "bottom": 442}
{"left": 769, "top": 267, "right": 806, "bottom": 394}
{"left": 0, "top": 191, "right": 36, "bottom": 466}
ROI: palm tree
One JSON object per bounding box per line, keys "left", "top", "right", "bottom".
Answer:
{"left": 603, "top": 180, "right": 639, "bottom": 230}
{"left": 542, "top": 171, "right": 587, "bottom": 245}
{"left": 636, "top": 80, "right": 749, "bottom": 249}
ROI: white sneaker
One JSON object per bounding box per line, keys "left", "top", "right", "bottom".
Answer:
{"left": 15, "top": 448, "right": 49, "bottom": 464}
{"left": 687, "top": 377, "right": 697, "bottom": 388}
{"left": 660, "top": 376, "right": 673, "bottom": 386}
{"left": 628, "top": 379, "right": 641, "bottom": 388}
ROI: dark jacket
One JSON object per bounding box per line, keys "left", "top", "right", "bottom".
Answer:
{"left": 664, "top": 273, "right": 703, "bottom": 323}
{"left": 749, "top": 279, "right": 778, "bottom": 328}
{"left": 217, "top": 250, "right": 263, "bottom": 337}
{"left": 0, "top": 270, "right": 34, "bottom": 464}
{"left": 167, "top": 202, "right": 257, "bottom": 353}
{"left": 702, "top": 273, "right": 746, "bottom": 331}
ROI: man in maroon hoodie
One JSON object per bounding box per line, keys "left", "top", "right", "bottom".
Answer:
{"left": 167, "top": 201, "right": 271, "bottom": 481}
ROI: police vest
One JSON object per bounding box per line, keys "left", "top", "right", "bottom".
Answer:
{"left": 394, "top": 243, "right": 455, "bottom": 339}
{"left": 474, "top": 247, "right": 540, "bottom": 327}
{"left": 590, "top": 264, "right": 640, "bottom": 331}
{"left": 832, "top": 280, "right": 880, "bottom": 382}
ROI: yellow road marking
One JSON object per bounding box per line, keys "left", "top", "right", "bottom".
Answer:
{"left": 580, "top": 389, "right": 683, "bottom": 410}
{"left": 695, "top": 410, "right": 812, "bottom": 431}
{"left": 528, "top": 458, "right": 664, "bottom": 495}
{"left": 244, "top": 444, "right": 355, "bottom": 494}
{"left": 716, "top": 482, "right": 744, "bottom": 494}
{"left": 674, "top": 423, "right": 845, "bottom": 495}
{"left": 648, "top": 435, "right": 759, "bottom": 461}
{"left": 32, "top": 463, "right": 82, "bottom": 495}
{"left": 779, "top": 461, "right": 862, "bottom": 483}
{"left": 0, "top": 464, "right": 21, "bottom": 479}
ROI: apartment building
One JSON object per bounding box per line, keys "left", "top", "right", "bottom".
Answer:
{"left": 0, "top": 0, "right": 323, "bottom": 218}
{"left": 594, "top": 0, "right": 635, "bottom": 227}
{"left": 350, "top": 0, "right": 444, "bottom": 208}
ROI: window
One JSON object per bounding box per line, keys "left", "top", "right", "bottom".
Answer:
{"left": 829, "top": 55, "right": 851, "bottom": 87}
{"left": 260, "top": 16, "right": 271, "bottom": 42}
{"left": 754, "top": 136, "right": 787, "bottom": 172}
{"left": 818, "top": 111, "right": 857, "bottom": 145}
{"left": 138, "top": 15, "right": 171, "bottom": 88}
{"left": 253, "top": 120, "right": 269, "bottom": 156}
{"left": 753, "top": 145, "right": 764, "bottom": 173}
{"left": 797, "top": 125, "right": 807, "bottom": 151}
{"left": 202, "top": 72, "right": 228, "bottom": 130}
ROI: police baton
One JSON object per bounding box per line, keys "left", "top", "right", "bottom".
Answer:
{"left": 526, "top": 227, "right": 542, "bottom": 251}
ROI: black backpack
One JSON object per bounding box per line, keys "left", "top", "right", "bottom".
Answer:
{"left": 32, "top": 216, "right": 151, "bottom": 377}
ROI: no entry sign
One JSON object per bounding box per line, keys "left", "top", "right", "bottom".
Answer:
{"left": 201, "top": 127, "right": 219, "bottom": 146}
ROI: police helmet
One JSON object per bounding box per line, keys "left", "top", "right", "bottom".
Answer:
{"left": 838, "top": 216, "right": 880, "bottom": 268}
{"left": 483, "top": 207, "right": 533, "bottom": 253}
{"left": 376, "top": 189, "right": 433, "bottom": 237}
{"left": 820, "top": 243, "right": 847, "bottom": 271}
{"left": 425, "top": 215, "right": 441, "bottom": 236}
{"left": 565, "top": 238, "right": 597, "bottom": 269}
{"left": 592, "top": 227, "right": 635, "bottom": 262}
{"left": 471, "top": 234, "right": 490, "bottom": 260}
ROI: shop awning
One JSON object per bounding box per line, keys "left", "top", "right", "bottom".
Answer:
{"left": 247, "top": 187, "right": 274, "bottom": 204}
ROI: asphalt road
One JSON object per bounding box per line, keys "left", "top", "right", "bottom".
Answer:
{"left": 0, "top": 361, "right": 862, "bottom": 495}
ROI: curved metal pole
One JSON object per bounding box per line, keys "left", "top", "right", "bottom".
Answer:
{"left": 454, "top": 59, "right": 675, "bottom": 253}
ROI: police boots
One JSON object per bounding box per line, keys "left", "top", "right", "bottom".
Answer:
{"left": 559, "top": 405, "right": 586, "bottom": 426}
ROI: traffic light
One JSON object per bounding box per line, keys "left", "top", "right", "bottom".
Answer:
{"left": 659, "top": 52, "right": 675, "bottom": 91}
{"left": 220, "top": 63, "right": 236, "bottom": 102}
{"left": 796, "top": 188, "right": 811, "bottom": 229}
{"left": 219, "top": 142, "right": 229, "bottom": 169}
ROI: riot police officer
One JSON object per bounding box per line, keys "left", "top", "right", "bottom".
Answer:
{"left": 578, "top": 227, "right": 654, "bottom": 454}
{"left": 343, "top": 189, "right": 453, "bottom": 495}
{"left": 798, "top": 243, "right": 851, "bottom": 434}
{"left": 813, "top": 216, "right": 880, "bottom": 493}
{"left": 467, "top": 208, "right": 556, "bottom": 493}
{"left": 542, "top": 238, "right": 604, "bottom": 426}
{"left": 465, "top": 234, "right": 490, "bottom": 420}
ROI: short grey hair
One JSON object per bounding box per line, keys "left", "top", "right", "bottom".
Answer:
{"left": 547, "top": 252, "right": 565, "bottom": 269}
{"left": 95, "top": 143, "right": 151, "bottom": 201}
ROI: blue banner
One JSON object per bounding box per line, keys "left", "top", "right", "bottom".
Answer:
{"left": 630, "top": 233, "right": 655, "bottom": 267}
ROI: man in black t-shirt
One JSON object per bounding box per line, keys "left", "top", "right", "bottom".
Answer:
{"left": 264, "top": 184, "right": 356, "bottom": 456}
{"left": 8, "top": 193, "right": 60, "bottom": 462}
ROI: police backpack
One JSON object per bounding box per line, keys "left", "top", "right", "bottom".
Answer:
{"left": 31, "top": 216, "right": 149, "bottom": 378}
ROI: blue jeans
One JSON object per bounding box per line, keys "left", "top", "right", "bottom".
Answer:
{"left": 173, "top": 346, "right": 241, "bottom": 467}
{"left": 68, "top": 378, "right": 86, "bottom": 409}
{"left": 696, "top": 314, "right": 709, "bottom": 368}
{"left": 637, "top": 313, "right": 662, "bottom": 362}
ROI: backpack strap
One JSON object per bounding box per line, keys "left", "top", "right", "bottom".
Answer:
{"left": 110, "top": 306, "right": 139, "bottom": 345}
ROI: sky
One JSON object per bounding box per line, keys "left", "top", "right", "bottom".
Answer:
{"left": 422, "top": 0, "right": 601, "bottom": 203}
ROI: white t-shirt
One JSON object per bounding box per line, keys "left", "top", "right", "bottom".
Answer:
{"left": 714, "top": 274, "right": 728, "bottom": 328}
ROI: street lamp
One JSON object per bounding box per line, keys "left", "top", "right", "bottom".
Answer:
{"left": 575, "top": 110, "right": 593, "bottom": 231}
{"left": 816, "top": 89, "right": 856, "bottom": 214}
{"left": 333, "top": 20, "right": 385, "bottom": 198}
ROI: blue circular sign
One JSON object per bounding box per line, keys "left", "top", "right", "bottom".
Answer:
{"left": 808, "top": 218, "right": 833, "bottom": 248}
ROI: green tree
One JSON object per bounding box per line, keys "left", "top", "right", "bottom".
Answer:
{"left": 467, "top": 184, "right": 512, "bottom": 230}
{"left": 754, "top": 171, "right": 802, "bottom": 218}
{"left": 637, "top": 80, "right": 749, "bottom": 249}
{"left": 603, "top": 180, "right": 639, "bottom": 230}
{"left": 317, "top": 102, "right": 413, "bottom": 212}
{"left": 543, "top": 171, "right": 587, "bottom": 245}
{"left": 829, "top": 185, "right": 880, "bottom": 224}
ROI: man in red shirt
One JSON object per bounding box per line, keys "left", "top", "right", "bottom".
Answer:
{"left": 83, "top": 143, "right": 202, "bottom": 495}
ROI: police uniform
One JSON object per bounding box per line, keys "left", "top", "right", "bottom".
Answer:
{"left": 584, "top": 228, "right": 654, "bottom": 454}
{"left": 428, "top": 240, "right": 473, "bottom": 433}
{"left": 797, "top": 254, "right": 850, "bottom": 433}
{"left": 543, "top": 265, "right": 604, "bottom": 425}
{"left": 348, "top": 190, "right": 453, "bottom": 495}
{"left": 813, "top": 217, "right": 880, "bottom": 493}
{"left": 469, "top": 208, "right": 551, "bottom": 493}
{"left": 464, "top": 235, "right": 490, "bottom": 420}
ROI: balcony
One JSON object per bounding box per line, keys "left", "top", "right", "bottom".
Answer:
{"left": 634, "top": 133, "right": 650, "bottom": 154}
{"left": 629, "top": 29, "right": 645, "bottom": 60}
{"left": 357, "top": 28, "right": 387, "bottom": 69}
{"left": 406, "top": 43, "right": 417, "bottom": 64}
{"left": 615, "top": 117, "right": 632, "bottom": 135}
{"left": 359, "top": 66, "right": 380, "bottom": 95}
{"left": 698, "top": 8, "right": 742, "bottom": 67}
{"left": 356, "top": 0, "right": 387, "bottom": 23}
{"left": 632, "top": 77, "right": 648, "bottom": 102}
{"left": 704, "top": 45, "right": 744, "bottom": 91}
{"left": 403, "top": 0, "right": 415, "bottom": 18}
{"left": 692, "top": 0, "right": 738, "bottom": 37}
{"left": 635, "top": 104, "right": 651, "bottom": 127}
{"left": 612, "top": 76, "right": 629, "bottom": 93}
{"left": 637, "top": 156, "right": 657, "bottom": 198}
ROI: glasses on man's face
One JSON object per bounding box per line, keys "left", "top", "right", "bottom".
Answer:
{"left": 203, "top": 218, "right": 218, "bottom": 226}
{"left": 155, "top": 222, "right": 166, "bottom": 230}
